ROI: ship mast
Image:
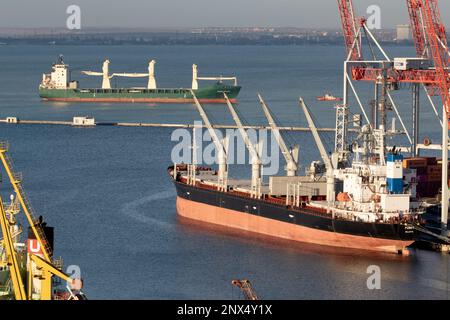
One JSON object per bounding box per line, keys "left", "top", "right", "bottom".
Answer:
{"left": 191, "top": 91, "right": 228, "bottom": 191}
{"left": 258, "top": 94, "right": 298, "bottom": 176}
{"left": 224, "top": 93, "right": 262, "bottom": 198}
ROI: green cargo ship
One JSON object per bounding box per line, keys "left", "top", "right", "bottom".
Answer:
{"left": 39, "top": 56, "right": 241, "bottom": 104}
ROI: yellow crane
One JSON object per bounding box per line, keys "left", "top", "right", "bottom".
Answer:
{"left": 28, "top": 254, "right": 84, "bottom": 300}
{"left": 0, "top": 142, "right": 52, "bottom": 263}
{"left": 0, "top": 196, "right": 26, "bottom": 300}
{"left": 0, "top": 141, "right": 85, "bottom": 300}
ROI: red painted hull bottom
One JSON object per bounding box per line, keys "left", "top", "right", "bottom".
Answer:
{"left": 176, "top": 196, "right": 413, "bottom": 255}
{"left": 42, "top": 98, "right": 237, "bottom": 104}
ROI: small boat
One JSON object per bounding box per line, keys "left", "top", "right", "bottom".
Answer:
{"left": 317, "top": 93, "right": 342, "bottom": 101}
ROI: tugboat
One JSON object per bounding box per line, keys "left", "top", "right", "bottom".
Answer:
{"left": 39, "top": 56, "right": 241, "bottom": 104}
{"left": 317, "top": 93, "right": 342, "bottom": 101}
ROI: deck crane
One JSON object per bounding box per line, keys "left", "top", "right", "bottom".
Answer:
{"left": 112, "top": 60, "right": 157, "bottom": 89}
{"left": 299, "top": 98, "right": 335, "bottom": 205}
{"left": 191, "top": 90, "right": 229, "bottom": 191}
{"left": 418, "top": 0, "right": 450, "bottom": 227}
{"left": 231, "top": 279, "right": 259, "bottom": 300}
{"left": 0, "top": 197, "right": 26, "bottom": 300}
{"left": 82, "top": 59, "right": 112, "bottom": 89}
{"left": 0, "top": 142, "right": 52, "bottom": 263}
{"left": 84, "top": 60, "right": 158, "bottom": 90}
{"left": 28, "top": 254, "right": 84, "bottom": 300}
{"left": 0, "top": 142, "right": 85, "bottom": 300}
{"left": 258, "top": 94, "right": 299, "bottom": 176}
{"left": 191, "top": 64, "right": 238, "bottom": 90}
{"left": 224, "top": 93, "right": 262, "bottom": 198}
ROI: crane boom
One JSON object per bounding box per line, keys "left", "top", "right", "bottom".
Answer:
{"left": 111, "top": 73, "right": 149, "bottom": 78}
{"left": 299, "top": 98, "right": 332, "bottom": 169}
{"left": 407, "top": 0, "right": 429, "bottom": 58}
{"left": 258, "top": 94, "right": 297, "bottom": 176}
{"left": 224, "top": 93, "right": 260, "bottom": 163}
{"left": 81, "top": 71, "right": 103, "bottom": 76}
{"left": 0, "top": 197, "right": 26, "bottom": 300}
{"left": 191, "top": 90, "right": 228, "bottom": 189}
{"left": 0, "top": 144, "right": 52, "bottom": 262}
{"left": 337, "top": 0, "right": 361, "bottom": 60}
{"left": 299, "top": 98, "right": 335, "bottom": 204}
{"left": 30, "top": 254, "right": 83, "bottom": 300}
{"left": 419, "top": 0, "right": 450, "bottom": 227}
{"left": 224, "top": 93, "right": 262, "bottom": 197}
{"left": 420, "top": 0, "right": 450, "bottom": 115}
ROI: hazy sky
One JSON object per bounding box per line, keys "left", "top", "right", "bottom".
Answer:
{"left": 1, "top": 0, "right": 449, "bottom": 29}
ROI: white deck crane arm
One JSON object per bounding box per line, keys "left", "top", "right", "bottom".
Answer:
{"left": 258, "top": 94, "right": 297, "bottom": 176}
{"left": 224, "top": 93, "right": 260, "bottom": 162}
{"left": 191, "top": 90, "right": 228, "bottom": 189}
{"left": 299, "top": 98, "right": 333, "bottom": 169}
{"left": 299, "top": 98, "right": 335, "bottom": 205}
{"left": 224, "top": 93, "right": 262, "bottom": 197}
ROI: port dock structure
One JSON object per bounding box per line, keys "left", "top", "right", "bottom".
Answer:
{"left": 337, "top": 0, "right": 450, "bottom": 228}
{"left": 0, "top": 117, "right": 365, "bottom": 132}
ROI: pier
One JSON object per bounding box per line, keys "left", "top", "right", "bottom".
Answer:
{"left": 0, "top": 117, "right": 356, "bottom": 132}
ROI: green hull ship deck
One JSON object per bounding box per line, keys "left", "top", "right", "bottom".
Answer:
{"left": 39, "top": 56, "right": 241, "bottom": 104}
{"left": 39, "top": 83, "right": 241, "bottom": 104}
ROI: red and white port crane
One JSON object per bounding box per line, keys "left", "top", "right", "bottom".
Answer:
{"left": 407, "top": 0, "right": 429, "bottom": 58}
{"left": 419, "top": 0, "right": 450, "bottom": 116}
{"left": 337, "top": 0, "right": 443, "bottom": 88}
{"left": 415, "top": 0, "right": 450, "bottom": 226}
{"left": 337, "top": 0, "right": 362, "bottom": 61}
{"left": 336, "top": 0, "right": 450, "bottom": 226}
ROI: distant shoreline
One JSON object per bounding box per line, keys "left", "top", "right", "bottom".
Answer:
{"left": 0, "top": 38, "right": 414, "bottom": 47}
{"left": 0, "top": 27, "right": 418, "bottom": 46}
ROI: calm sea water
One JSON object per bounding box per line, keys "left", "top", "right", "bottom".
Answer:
{"left": 0, "top": 44, "right": 448, "bottom": 299}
